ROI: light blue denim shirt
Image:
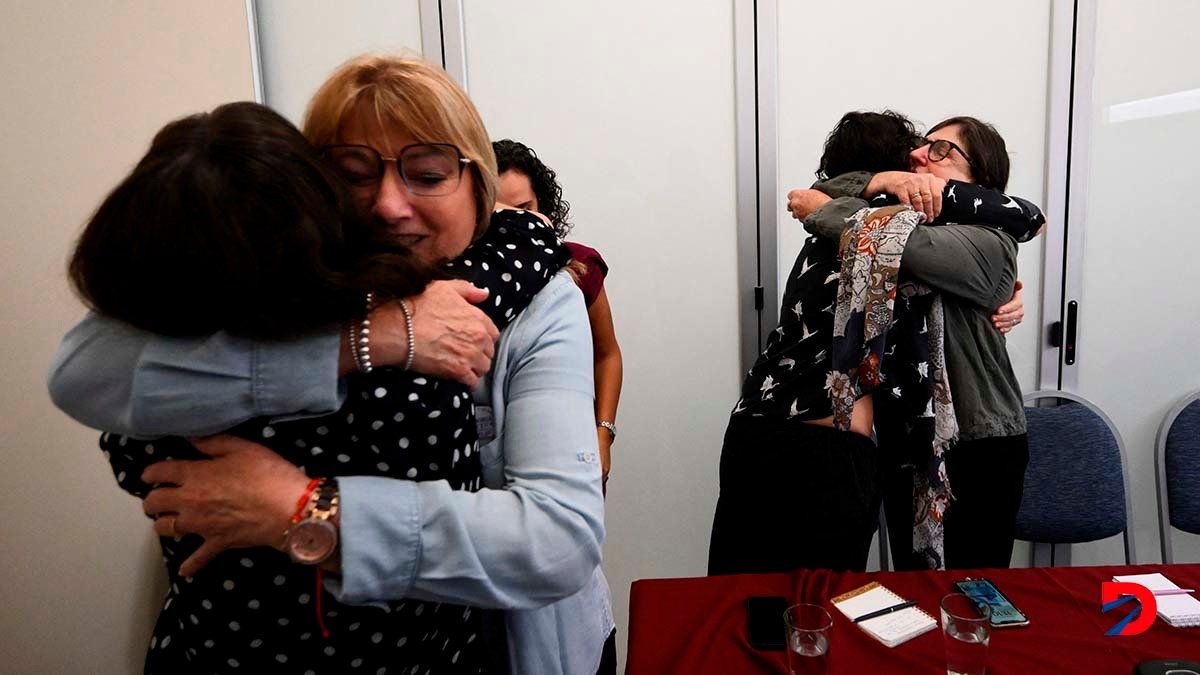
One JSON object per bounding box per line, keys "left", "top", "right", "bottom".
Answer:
{"left": 49, "top": 272, "right": 613, "bottom": 675}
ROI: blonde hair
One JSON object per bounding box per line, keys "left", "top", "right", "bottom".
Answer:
{"left": 303, "top": 54, "right": 497, "bottom": 234}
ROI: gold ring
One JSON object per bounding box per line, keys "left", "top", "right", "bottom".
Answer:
{"left": 165, "top": 515, "right": 178, "bottom": 538}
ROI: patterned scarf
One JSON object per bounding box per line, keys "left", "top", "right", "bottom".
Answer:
{"left": 829, "top": 205, "right": 958, "bottom": 569}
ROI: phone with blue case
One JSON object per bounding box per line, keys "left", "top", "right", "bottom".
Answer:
{"left": 954, "top": 577, "right": 1030, "bottom": 628}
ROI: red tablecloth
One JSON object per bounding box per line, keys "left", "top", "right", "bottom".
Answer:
{"left": 626, "top": 565, "right": 1200, "bottom": 674}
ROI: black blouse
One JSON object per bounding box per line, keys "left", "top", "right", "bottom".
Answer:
{"left": 102, "top": 209, "right": 569, "bottom": 675}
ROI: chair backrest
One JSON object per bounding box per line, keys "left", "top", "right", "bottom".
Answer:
{"left": 1017, "top": 390, "right": 1135, "bottom": 564}
{"left": 1157, "top": 390, "right": 1200, "bottom": 563}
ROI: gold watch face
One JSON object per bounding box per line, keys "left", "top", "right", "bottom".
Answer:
{"left": 286, "top": 518, "right": 337, "bottom": 565}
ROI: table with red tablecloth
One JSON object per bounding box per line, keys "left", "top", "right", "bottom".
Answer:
{"left": 626, "top": 565, "right": 1200, "bottom": 674}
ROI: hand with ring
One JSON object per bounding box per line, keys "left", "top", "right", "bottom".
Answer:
{"left": 991, "top": 279, "right": 1025, "bottom": 334}
{"left": 865, "top": 171, "right": 947, "bottom": 222}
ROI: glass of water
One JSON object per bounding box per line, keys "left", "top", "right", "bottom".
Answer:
{"left": 783, "top": 603, "right": 832, "bottom": 675}
{"left": 941, "top": 593, "right": 991, "bottom": 675}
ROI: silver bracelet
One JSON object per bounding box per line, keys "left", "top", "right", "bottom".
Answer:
{"left": 598, "top": 420, "right": 617, "bottom": 441}
{"left": 354, "top": 292, "right": 375, "bottom": 373}
{"left": 398, "top": 298, "right": 415, "bottom": 370}
{"left": 348, "top": 321, "right": 365, "bottom": 372}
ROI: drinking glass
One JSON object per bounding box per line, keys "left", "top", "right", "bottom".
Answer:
{"left": 783, "top": 603, "right": 832, "bottom": 675}
{"left": 941, "top": 592, "right": 990, "bottom": 675}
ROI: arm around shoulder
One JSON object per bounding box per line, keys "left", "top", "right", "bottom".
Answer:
{"left": 47, "top": 312, "right": 344, "bottom": 437}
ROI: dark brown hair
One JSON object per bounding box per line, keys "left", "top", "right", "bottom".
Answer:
{"left": 817, "top": 110, "right": 921, "bottom": 180}
{"left": 69, "top": 101, "right": 431, "bottom": 338}
{"left": 930, "top": 116, "right": 1010, "bottom": 191}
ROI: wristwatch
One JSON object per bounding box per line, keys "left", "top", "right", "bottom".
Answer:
{"left": 598, "top": 420, "right": 617, "bottom": 441}
{"left": 284, "top": 478, "right": 340, "bottom": 565}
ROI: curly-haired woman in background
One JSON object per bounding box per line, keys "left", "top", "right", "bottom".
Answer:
{"left": 494, "top": 139, "right": 624, "bottom": 493}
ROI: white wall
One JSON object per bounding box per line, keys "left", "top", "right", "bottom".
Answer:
{"left": 255, "top": 0, "right": 424, "bottom": 125}
{"left": 461, "top": 1, "right": 742, "bottom": 668}
{"left": 1070, "top": 0, "right": 1200, "bottom": 565}
{"left": 0, "top": 2, "right": 254, "bottom": 672}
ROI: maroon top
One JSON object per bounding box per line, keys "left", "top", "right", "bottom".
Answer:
{"left": 627, "top": 564, "right": 1200, "bottom": 674}
{"left": 566, "top": 241, "right": 608, "bottom": 307}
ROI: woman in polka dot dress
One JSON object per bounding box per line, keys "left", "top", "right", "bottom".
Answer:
{"left": 76, "top": 102, "right": 567, "bottom": 672}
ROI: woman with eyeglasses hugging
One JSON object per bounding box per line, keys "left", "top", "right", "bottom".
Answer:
{"left": 50, "top": 55, "right": 610, "bottom": 675}
{"left": 788, "top": 115, "right": 1045, "bottom": 570}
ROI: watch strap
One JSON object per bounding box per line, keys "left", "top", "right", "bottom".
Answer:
{"left": 598, "top": 420, "right": 617, "bottom": 440}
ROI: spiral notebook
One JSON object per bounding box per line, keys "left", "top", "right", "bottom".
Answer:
{"left": 831, "top": 582, "right": 937, "bottom": 647}
{"left": 1112, "top": 573, "right": 1200, "bottom": 628}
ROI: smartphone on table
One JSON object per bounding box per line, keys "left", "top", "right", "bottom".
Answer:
{"left": 745, "top": 596, "right": 789, "bottom": 650}
{"left": 954, "top": 577, "right": 1030, "bottom": 628}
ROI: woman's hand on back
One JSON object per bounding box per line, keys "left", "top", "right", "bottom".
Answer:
{"left": 991, "top": 279, "right": 1024, "bottom": 334}
{"left": 369, "top": 280, "right": 501, "bottom": 388}
{"left": 142, "top": 435, "right": 309, "bottom": 577}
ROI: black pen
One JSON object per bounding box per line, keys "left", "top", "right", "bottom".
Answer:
{"left": 852, "top": 600, "right": 918, "bottom": 623}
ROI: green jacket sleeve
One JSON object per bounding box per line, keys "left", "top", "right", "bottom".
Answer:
{"left": 802, "top": 196, "right": 869, "bottom": 240}
{"left": 812, "top": 171, "right": 873, "bottom": 199}
{"left": 900, "top": 225, "right": 1018, "bottom": 310}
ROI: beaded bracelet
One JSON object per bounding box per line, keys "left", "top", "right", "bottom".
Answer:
{"left": 397, "top": 298, "right": 415, "bottom": 370}
{"left": 350, "top": 292, "right": 376, "bottom": 374}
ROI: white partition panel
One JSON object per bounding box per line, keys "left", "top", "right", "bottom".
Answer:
{"left": 1070, "top": 0, "right": 1200, "bottom": 564}
{"left": 462, "top": 1, "right": 741, "bottom": 666}
{"left": 254, "top": 0, "right": 423, "bottom": 124}
{"left": 2, "top": 3, "right": 255, "bottom": 672}
{"left": 775, "top": 0, "right": 1053, "bottom": 395}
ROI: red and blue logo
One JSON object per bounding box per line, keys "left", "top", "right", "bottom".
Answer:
{"left": 1101, "top": 582, "right": 1157, "bottom": 636}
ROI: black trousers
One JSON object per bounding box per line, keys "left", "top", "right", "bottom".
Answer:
{"left": 882, "top": 433, "right": 1029, "bottom": 570}
{"left": 708, "top": 416, "right": 881, "bottom": 575}
{"left": 595, "top": 629, "right": 616, "bottom": 675}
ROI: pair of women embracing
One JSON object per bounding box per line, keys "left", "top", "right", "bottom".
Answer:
{"left": 710, "top": 111, "right": 1044, "bottom": 575}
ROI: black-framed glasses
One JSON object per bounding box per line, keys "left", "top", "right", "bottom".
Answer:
{"left": 322, "top": 143, "right": 473, "bottom": 196}
{"left": 922, "top": 137, "right": 974, "bottom": 168}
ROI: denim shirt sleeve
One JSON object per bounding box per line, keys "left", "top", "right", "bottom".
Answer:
{"left": 333, "top": 275, "right": 605, "bottom": 610}
{"left": 46, "top": 312, "right": 344, "bottom": 437}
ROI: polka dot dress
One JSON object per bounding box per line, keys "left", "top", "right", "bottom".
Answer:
{"left": 100, "top": 210, "right": 569, "bottom": 674}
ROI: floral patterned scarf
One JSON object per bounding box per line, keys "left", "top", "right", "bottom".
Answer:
{"left": 829, "top": 205, "right": 958, "bottom": 569}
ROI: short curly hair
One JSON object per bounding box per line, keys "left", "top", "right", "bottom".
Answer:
{"left": 492, "top": 139, "right": 572, "bottom": 238}
{"left": 817, "top": 110, "right": 921, "bottom": 180}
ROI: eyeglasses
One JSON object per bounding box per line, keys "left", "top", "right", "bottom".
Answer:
{"left": 322, "top": 143, "right": 473, "bottom": 196}
{"left": 921, "top": 138, "right": 974, "bottom": 168}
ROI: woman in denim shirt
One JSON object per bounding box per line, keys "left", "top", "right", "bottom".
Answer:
{"left": 50, "top": 55, "right": 610, "bottom": 675}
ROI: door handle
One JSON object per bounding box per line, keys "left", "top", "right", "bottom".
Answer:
{"left": 1063, "top": 300, "right": 1078, "bottom": 366}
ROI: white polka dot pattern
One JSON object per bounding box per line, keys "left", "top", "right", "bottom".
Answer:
{"left": 101, "top": 210, "right": 570, "bottom": 673}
